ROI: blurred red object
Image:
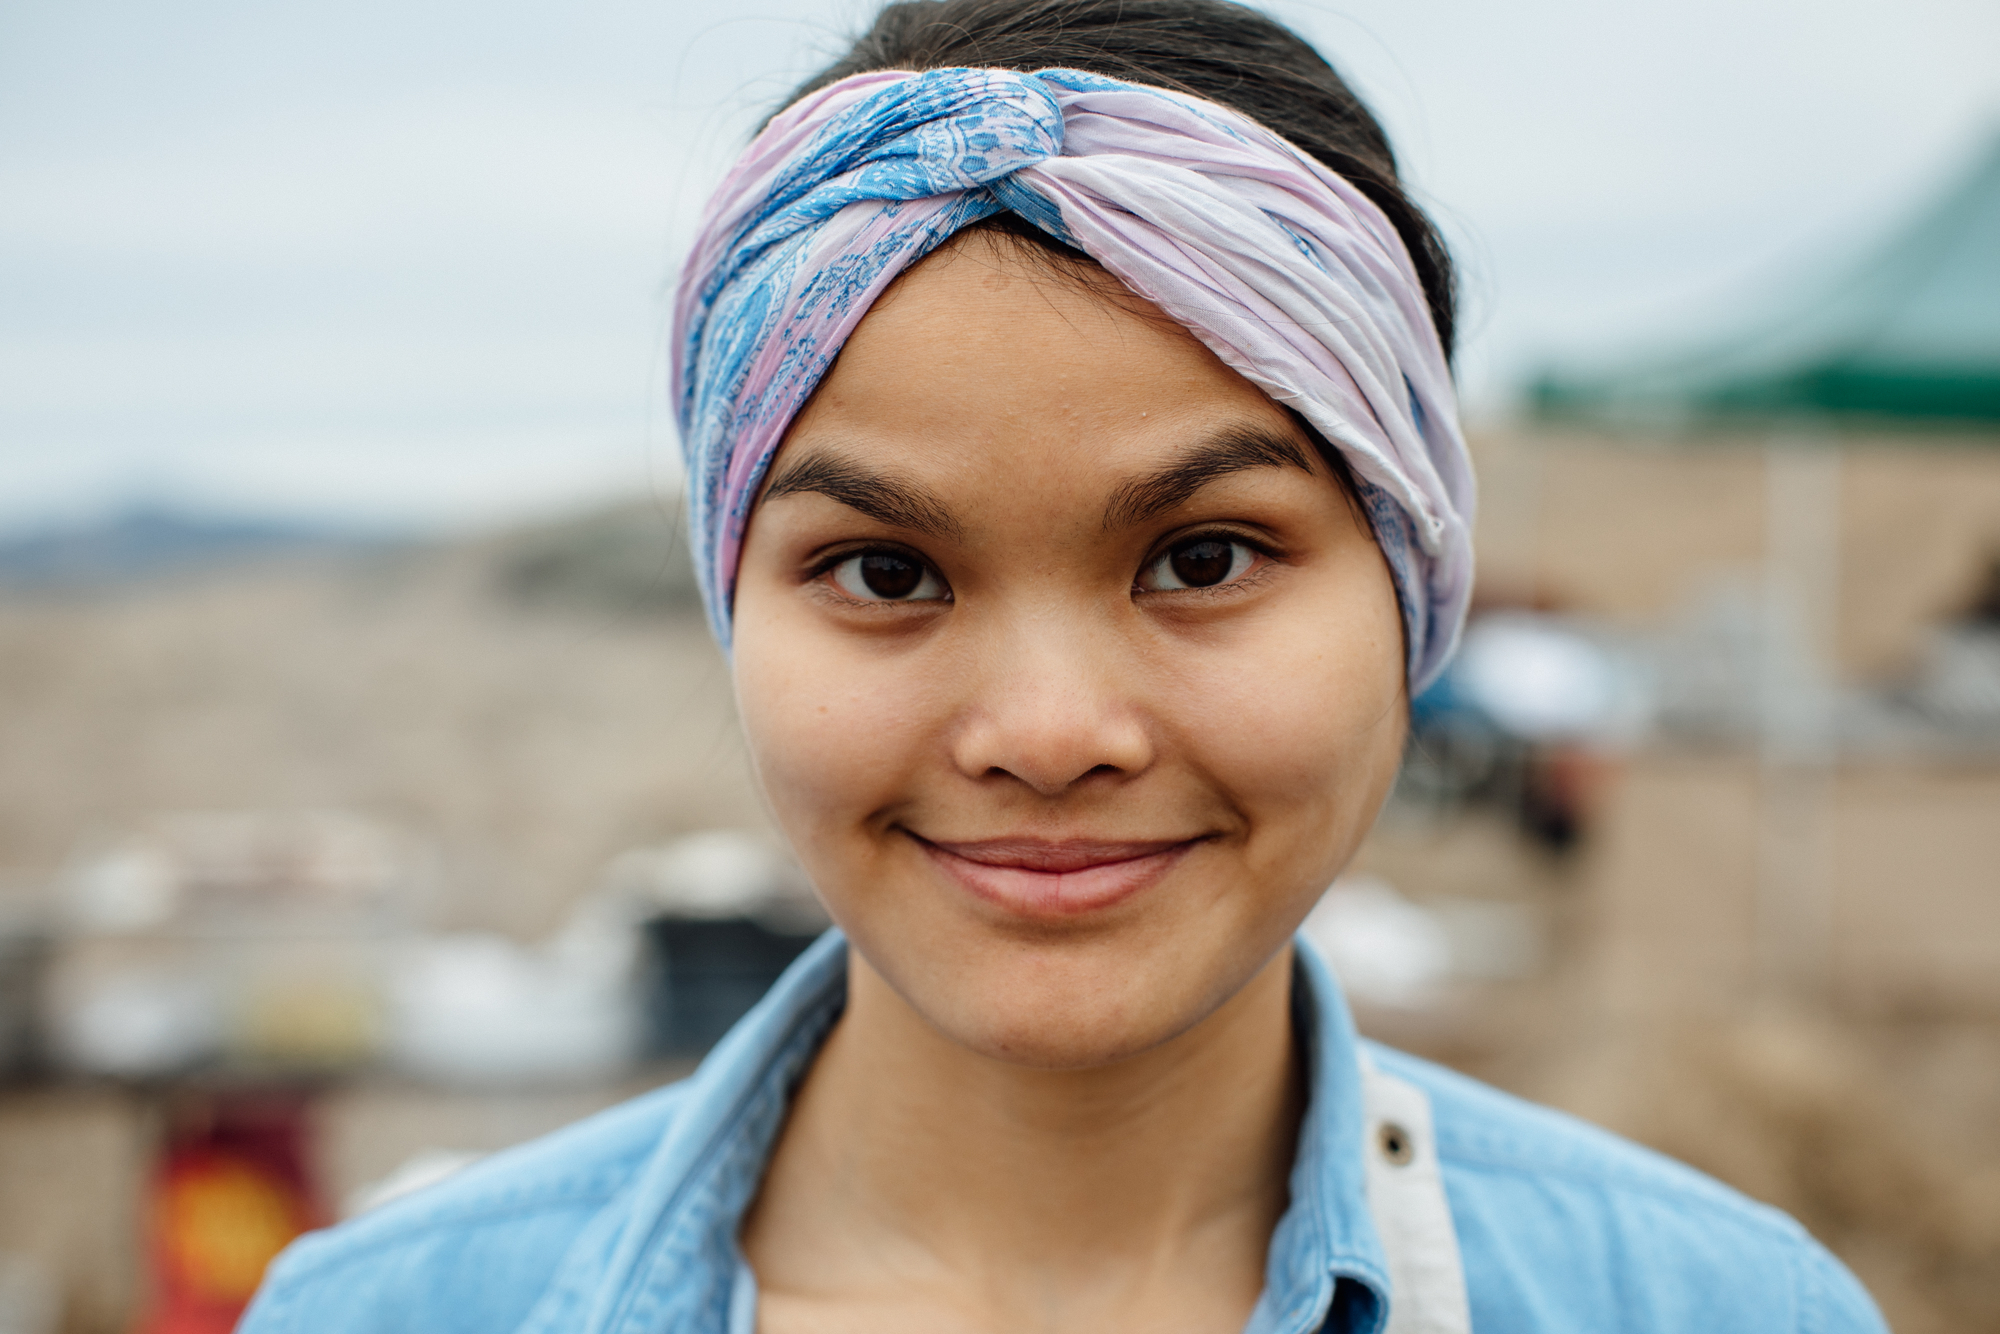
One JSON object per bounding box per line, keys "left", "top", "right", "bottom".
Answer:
{"left": 136, "top": 1091, "right": 322, "bottom": 1334}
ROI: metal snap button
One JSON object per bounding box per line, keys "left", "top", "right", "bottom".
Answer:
{"left": 1377, "top": 1121, "right": 1415, "bottom": 1166}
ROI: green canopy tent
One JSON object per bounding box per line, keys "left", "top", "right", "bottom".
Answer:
{"left": 1532, "top": 132, "right": 2000, "bottom": 426}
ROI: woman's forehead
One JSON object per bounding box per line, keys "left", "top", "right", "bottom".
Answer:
{"left": 790, "top": 236, "right": 1297, "bottom": 467}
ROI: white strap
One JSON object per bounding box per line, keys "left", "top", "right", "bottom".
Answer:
{"left": 1358, "top": 1050, "right": 1473, "bottom": 1334}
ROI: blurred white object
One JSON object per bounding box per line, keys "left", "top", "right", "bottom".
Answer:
{"left": 1304, "top": 881, "right": 1548, "bottom": 1005}
{"left": 600, "top": 831, "right": 825, "bottom": 932}
{"left": 602, "top": 831, "right": 788, "bottom": 919}
{"left": 343, "top": 1149, "right": 483, "bottom": 1218}
{"left": 50, "top": 967, "right": 223, "bottom": 1076}
{"left": 1457, "top": 614, "right": 1616, "bottom": 742}
{"left": 61, "top": 810, "right": 427, "bottom": 934}
{"left": 387, "top": 931, "right": 640, "bottom": 1085}
{"left": 0, "top": 1252, "right": 58, "bottom": 1334}
{"left": 1911, "top": 626, "right": 2000, "bottom": 726}
{"left": 45, "top": 808, "right": 423, "bottom": 1079}
{"left": 68, "top": 847, "right": 179, "bottom": 932}
{"left": 1303, "top": 878, "right": 1452, "bottom": 1008}
{"left": 388, "top": 830, "right": 820, "bottom": 1086}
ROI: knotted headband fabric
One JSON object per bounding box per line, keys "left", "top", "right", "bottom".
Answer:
{"left": 673, "top": 66, "right": 1475, "bottom": 692}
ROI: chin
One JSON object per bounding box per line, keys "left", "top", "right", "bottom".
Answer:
{"left": 940, "top": 988, "right": 1184, "bottom": 1071}
{"left": 857, "top": 910, "right": 1286, "bottom": 1071}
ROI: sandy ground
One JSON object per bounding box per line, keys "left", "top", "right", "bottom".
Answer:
{"left": 0, "top": 533, "right": 767, "bottom": 939}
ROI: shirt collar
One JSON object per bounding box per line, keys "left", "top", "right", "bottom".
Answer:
{"left": 578, "top": 930, "right": 1388, "bottom": 1334}
{"left": 1254, "top": 935, "right": 1391, "bottom": 1334}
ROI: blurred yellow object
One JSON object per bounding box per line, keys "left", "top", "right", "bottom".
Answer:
{"left": 139, "top": 1093, "right": 320, "bottom": 1334}
{"left": 159, "top": 1158, "right": 299, "bottom": 1302}
{"left": 235, "top": 976, "right": 381, "bottom": 1068}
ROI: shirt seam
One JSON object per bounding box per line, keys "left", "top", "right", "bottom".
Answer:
{"left": 1793, "top": 1235, "right": 1821, "bottom": 1334}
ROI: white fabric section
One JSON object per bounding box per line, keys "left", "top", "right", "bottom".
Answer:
{"left": 1359, "top": 1050, "right": 1474, "bottom": 1334}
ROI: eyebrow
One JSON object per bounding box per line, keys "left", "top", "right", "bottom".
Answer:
{"left": 760, "top": 450, "right": 962, "bottom": 540}
{"left": 1101, "top": 422, "right": 1316, "bottom": 530}
{"left": 759, "top": 420, "right": 1316, "bottom": 541}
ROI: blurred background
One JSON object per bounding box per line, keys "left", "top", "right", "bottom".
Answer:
{"left": 2, "top": 0, "right": 1997, "bottom": 1330}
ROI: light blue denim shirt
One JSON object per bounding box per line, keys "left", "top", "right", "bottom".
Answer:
{"left": 241, "top": 932, "right": 1885, "bottom": 1333}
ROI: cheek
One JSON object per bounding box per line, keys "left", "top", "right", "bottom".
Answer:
{"left": 1166, "top": 577, "right": 1406, "bottom": 854}
{"left": 731, "top": 606, "right": 941, "bottom": 847}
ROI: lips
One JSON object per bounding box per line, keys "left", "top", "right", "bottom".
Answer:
{"left": 911, "top": 834, "right": 1199, "bottom": 917}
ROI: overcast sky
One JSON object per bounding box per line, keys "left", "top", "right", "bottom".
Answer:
{"left": 2, "top": 0, "right": 1996, "bottom": 533}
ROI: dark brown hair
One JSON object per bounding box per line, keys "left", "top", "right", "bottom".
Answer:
{"left": 782, "top": 0, "right": 1457, "bottom": 359}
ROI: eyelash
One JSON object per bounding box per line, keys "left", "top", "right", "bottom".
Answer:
{"left": 805, "top": 544, "right": 952, "bottom": 605}
{"left": 802, "top": 528, "right": 1279, "bottom": 605}
{"left": 1135, "top": 528, "right": 1279, "bottom": 595}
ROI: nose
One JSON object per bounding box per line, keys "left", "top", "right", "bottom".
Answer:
{"left": 947, "top": 612, "right": 1155, "bottom": 797}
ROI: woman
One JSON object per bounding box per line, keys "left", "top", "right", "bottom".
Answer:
{"left": 243, "top": 2, "right": 1885, "bottom": 1330}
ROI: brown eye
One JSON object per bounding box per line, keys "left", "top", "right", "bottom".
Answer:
{"left": 1170, "top": 539, "right": 1234, "bottom": 588}
{"left": 859, "top": 553, "right": 921, "bottom": 598}
{"left": 1140, "top": 536, "right": 1258, "bottom": 592}
{"left": 828, "top": 550, "right": 948, "bottom": 602}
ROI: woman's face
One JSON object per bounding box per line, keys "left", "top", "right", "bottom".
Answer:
{"left": 732, "top": 233, "right": 1406, "bottom": 1069}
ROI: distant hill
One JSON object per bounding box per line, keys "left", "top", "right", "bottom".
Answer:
{"left": 0, "top": 506, "right": 394, "bottom": 589}
{"left": 0, "top": 497, "right": 708, "bottom": 619}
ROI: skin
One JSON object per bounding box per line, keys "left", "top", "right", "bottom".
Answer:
{"left": 731, "top": 231, "right": 1408, "bottom": 1334}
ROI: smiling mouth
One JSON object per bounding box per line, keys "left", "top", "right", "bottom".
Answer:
{"left": 907, "top": 833, "right": 1202, "bottom": 917}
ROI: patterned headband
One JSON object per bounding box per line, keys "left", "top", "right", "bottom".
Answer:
{"left": 673, "top": 66, "right": 1474, "bottom": 691}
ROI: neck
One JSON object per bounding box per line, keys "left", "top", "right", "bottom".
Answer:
{"left": 741, "top": 944, "right": 1304, "bottom": 1332}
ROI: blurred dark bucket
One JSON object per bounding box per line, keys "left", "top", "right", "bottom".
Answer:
{"left": 644, "top": 917, "right": 819, "bottom": 1056}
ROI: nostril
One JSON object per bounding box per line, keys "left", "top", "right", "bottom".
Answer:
{"left": 951, "top": 689, "right": 1155, "bottom": 794}
{"left": 981, "top": 760, "right": 1128, "bottom": 795}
